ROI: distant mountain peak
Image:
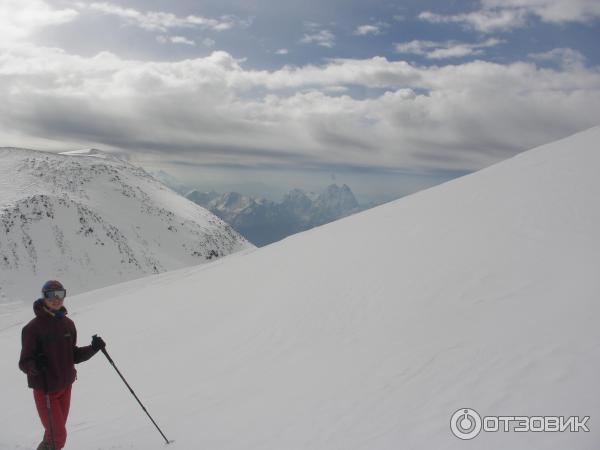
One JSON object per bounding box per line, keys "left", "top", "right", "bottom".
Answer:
{"left": 186, "top": 184, "right": 363, "bottom": 246}
{"left": 325, "top": 183, "right": 351, "bottom": 192}
{"left": 315, "top": 184, "right": 359, "bottom": 213}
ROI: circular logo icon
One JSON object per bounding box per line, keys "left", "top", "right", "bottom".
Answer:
{"left": 450, "top": 408, "right": 482, "bottom": 440}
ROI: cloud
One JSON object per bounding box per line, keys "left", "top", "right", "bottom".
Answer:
{"left": 482, "top": 0, "right": 600, "bottom": 24}
{"left": 300, "top": 23, "right": 335, "bottom": 48}
{"left": 354, "top": 25, "right": 381, "bottom": 36}
{"left": 529, "top": 47, "right": 586, "bottom": 68}
{"left": 1, "top": 45, "right": 600, "bottom": 175}
{"left": 157, "top": 35, "right": 196, "bottom": 46}
{"left": 418, "top": 9, "right": 528, "bottom": 32}
{"left": 83, "top": 2, "right": 236, "bottom": 32}
{"left": 169, "top": 36, "right": 195, "bottom": 46}
{"left": 300, "top": 30, "right": 335, "bottom": 48}
{"left": 419, "top": 0, "right": 600, "bottom": 32}
{"left": 395, "top": 39, "right": 503, "bottom": 59}
{"left": 0, "top": 0, "right": 78, "bottom": 42}
{"left": 202, "top": 38, "right": 216, "bottom": 48}
{"left": 275, "top": 49, "right": 289, "bottom": 55}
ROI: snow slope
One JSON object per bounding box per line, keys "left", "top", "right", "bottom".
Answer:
{"left": 0, "top": 148, "right": 253, "bottom": 303}
{"left": 1, "top": 127, "right": 599, "bottom": 449}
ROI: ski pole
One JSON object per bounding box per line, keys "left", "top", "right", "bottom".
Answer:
{"left": 95, "top": 336, "right": 172, "bottom": 445}
{"left": 40, "top": 366, "right": 57, "bottom": 450}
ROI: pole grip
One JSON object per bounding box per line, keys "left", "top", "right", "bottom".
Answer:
{"left": 93, "top": 335, "right": 114, "bottom": 363}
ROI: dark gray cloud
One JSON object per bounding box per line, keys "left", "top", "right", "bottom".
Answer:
{"left": 1, "top": 0, "right": 600, "bottom": 201}
{"left": 2, "top": 44, "right": 600, "bottom": 173}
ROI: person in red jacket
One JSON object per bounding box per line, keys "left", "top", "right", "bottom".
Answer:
{"left": 19, "top": 280, "right": 106, "bottom": 450}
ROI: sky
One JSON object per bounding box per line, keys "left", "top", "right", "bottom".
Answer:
{"left": 1, "top": 0, "right": 599, "bottom": 202}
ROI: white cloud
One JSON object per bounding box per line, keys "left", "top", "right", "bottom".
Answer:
{"left": 300, "top": 23, "right": 335, "bottom": 48}
{"left": 171, "top": 36, "right": 196, "bottom": 46}
{"left": 323, "top": 85, "right": 349, "bottom": 94}
{"left": 300, "top": 30, "right": 335, "bottom": 48}
{"left": 275, "top": 49, "right": 289, "bottom": 55}
{"left": 1, "top": 45, "right": 599, "bottom": 174}
{"left": 395, "top": 39, "right": 503, "bottom": 59}
{"left": 202, "top": 38, "right": 216, "bottom": 48}
{"left": 418, "top": 9, "right": 528, "bottom": 32}
{"left": 354, "top": 25, "right": 381, "bottom": 36}
{"left": 419, "top": 0, "right": 600, "bottom": 32}
{"left": 157, "top": 35, "right": 196, "bottom": 46}
{"left": 84, "top": 2, "right": 235, "bottom": 32}
{"left": 0, "top": 0, "right": 78, "bottom": 42}
{"left": 482, "top": 0, "right": 600, "bottom": 24}
{"left": 529, "top": 48, "right": 586, "bottom": 68}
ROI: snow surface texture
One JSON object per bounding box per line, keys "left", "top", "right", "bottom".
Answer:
{"left": 1, "top": 127, "right": 599, "bottom": 449}
{"left": 0, "top": 148, "right": 253, "bottom": 303}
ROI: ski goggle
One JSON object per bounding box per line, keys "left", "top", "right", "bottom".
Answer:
{"left": 43, "top": 290, "right": 66, "bottom": 300}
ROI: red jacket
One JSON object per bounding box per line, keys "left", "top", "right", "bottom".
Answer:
{"left": 19, "top": 299, "right": 97, "bottom": 392}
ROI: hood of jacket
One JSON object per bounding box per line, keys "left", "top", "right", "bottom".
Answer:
{"left": 33, "top": 298, "right": 68, "bottom": 318}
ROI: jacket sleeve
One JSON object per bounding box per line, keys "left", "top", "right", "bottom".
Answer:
{"left": 19, "top": 324, "right": 39, "bottom": 376}
{"left": 72, "top": 326, "right": 98, "bottom": 364}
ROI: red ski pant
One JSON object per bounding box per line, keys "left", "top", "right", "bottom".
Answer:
{"left": 33, "top": 385, "right": 72, "bottom": 449}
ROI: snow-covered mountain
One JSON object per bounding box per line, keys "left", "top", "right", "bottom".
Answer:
{"left": 149, "top": 169, "right": 188, "bottom": 195}
{"left": 0, "top": 147, "right": 253, "bottom": 303}
{"left": 186, "top": 184, "right": 361, "bottom": 246}
{"left": 1, "top": 127, "right": 599, "bottom": 450}
{"left": 306, "top": 184, "right": 360, "bottom": 225}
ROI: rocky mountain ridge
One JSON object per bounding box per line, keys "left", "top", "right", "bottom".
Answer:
{"left": 0, "top": 147, "right": 252, "bottom": 302}
{"left": 186, "top": 184, "right": 362, "bottom": 246}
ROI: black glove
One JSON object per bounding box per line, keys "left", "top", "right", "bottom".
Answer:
{"left": 27, "top": 363, "right": 40, "bottom": 377}
{"left": 91, "top": 335, "right": 106, "bottom": 351}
